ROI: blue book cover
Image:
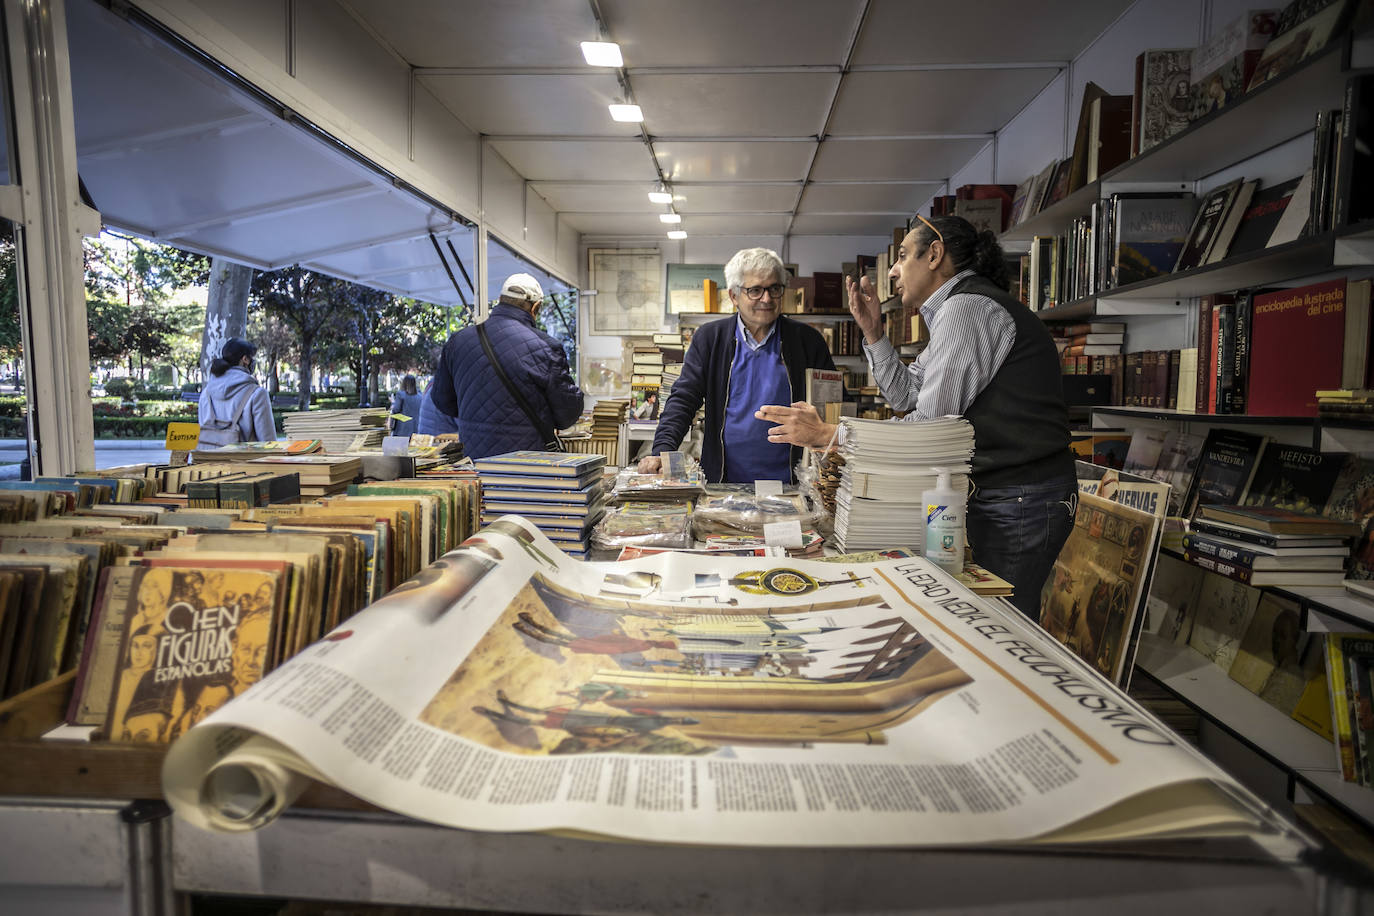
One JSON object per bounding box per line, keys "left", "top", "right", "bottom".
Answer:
{"left": 474, "top": 452, "right": 607, "bottom": 477}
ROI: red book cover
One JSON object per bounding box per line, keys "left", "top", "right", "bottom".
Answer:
{"left": 1209, "top": 309, "right": 1221, "bottom": 415}
{"left": 1248, "top": 279, "right": 1347, "bottom": 417}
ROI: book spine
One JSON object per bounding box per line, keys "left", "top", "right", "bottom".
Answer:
{"left": 1327, "top": 636, "right": 1360, "bottom": 782}
{"left": 1189, "top": 519, "right": 1282, "bottom": 548}
{"left": 1232, "top": 292, "right": 1251, "bottom": 415}
{"left": 1334, "top": 76, "right": 1358, "bottom": 228}
{"left": 1313, "top": 110, "right": 1332, "bottom": 235}
{"left": 1209, "top": 307, "right": 1222, "bottom": 414}
{"left": 1197, "top": 296, "right": 1214, "bottom": 413}
{"left": 1182, "top": 549, "right": 1254, "bottom": 584}
{"left": 1181, "top": 533, "right": 1261, "bottom": 568}
{"left": 1217, "top": 303, "right": 1236, "bottom": 413}
{"left": 1167, "top": 349, "right": 1181, "bottom": 410}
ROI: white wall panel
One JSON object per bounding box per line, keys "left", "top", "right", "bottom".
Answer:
{"left": 787, "top": 235, "right": 892, "bottom": 277}
{"left": 685, "top": 237, "right": 787, "bottom": 267}
{"left": 558, "top": 219, "right": 580, "bottom": 281}
{"left": 483, "top": 147, "right": 527, "bottom": 244}
{"left": 186, "top": 0, "right": 287, "bottom": 69}
{"left": 994, "top": 71, "right": 1067, "bottom": 185}
{"left": 411, "top": 83, "right": 480, "bottom": 219}
{"left": 293, "top": 0, "right": 408, "bottom": 146}
{"left": 525, "top": 190, "right": 557, "bottom": 259}
{"left": 949, "top": 142, "right": 995, "bottom": 193}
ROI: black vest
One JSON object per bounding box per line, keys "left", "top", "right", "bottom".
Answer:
{"left": 954, "top": 275, "right": 1075, "bottom": 488}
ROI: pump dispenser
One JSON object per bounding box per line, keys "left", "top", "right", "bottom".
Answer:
{"left": 923, "top": 466, "right": 965, "bottom": 575}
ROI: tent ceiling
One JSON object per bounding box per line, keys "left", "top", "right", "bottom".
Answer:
{"left": 363, "top": 0, "right": 1132, "bottom": 240}
{"left": 63, "top": 0, "right": 1132, "bottom": 303}
{"left": 66, "top": 0, "right": 477, "bottom": 306}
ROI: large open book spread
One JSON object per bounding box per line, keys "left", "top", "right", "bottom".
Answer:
{"left": 164, "top": 516, "right": 1298, "bottom": 849}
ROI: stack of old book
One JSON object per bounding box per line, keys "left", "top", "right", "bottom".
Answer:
{"left": 246, "top": 454, "right": 362, "bottom": 497}
{"left": 185, "top": 468, "right": 302, "bottom": 508}
{"left": 280, "top": 408, "right": 390, "bottom": 453}
{"left": 1184, "top": 505, "right": 1361, "bottom": 587}
{"left": 833, "top": 417, "right": 975, "bottom": 551}
{"left": 473, "top": 452, "right": 608, "bottom": 558}
{"left": 592, "top": 399, "right": 628, "bottom": 437}
{"left": 1317, "top": 389, "right": 1374, "bottom": 422}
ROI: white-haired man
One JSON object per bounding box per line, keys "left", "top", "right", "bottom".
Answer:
{"left": 639, "top": 248, "right": 836, "bottom": 483}
{"left": 431, "top": 273, "right": 584, "bottom": 459}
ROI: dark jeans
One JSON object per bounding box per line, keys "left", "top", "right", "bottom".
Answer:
{"left": 966, "top": 475, "right": 1078, "bottom": 623}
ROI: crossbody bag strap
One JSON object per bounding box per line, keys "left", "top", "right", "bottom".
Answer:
{"left": 477, "top": 322, "right": 561, "bottom": 451}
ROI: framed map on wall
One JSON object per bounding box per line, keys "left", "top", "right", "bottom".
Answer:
{"left": 588, "top": 247, "right": 663, "bottom": 335}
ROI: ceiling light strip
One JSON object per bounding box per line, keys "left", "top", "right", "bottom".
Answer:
{"left": 782, "top": 0, "right": 873, "bottom": 245}
{"left": 585, "top": 0, "right": 672, "bottom": 212}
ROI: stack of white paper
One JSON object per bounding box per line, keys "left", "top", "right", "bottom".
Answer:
{"left": 833, "top": 416, "right": 974, "bottom": 551}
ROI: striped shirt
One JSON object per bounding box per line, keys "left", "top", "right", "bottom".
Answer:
{"left": 862, "top": 269, "right": 1016, "bottom": 420}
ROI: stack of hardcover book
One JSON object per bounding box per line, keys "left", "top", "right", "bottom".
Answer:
{"left": 473, "top": 452, "right": 608, "bottom": 558}
{"left": 244, "top": 454, "right": 362, "bottom": 497}
{"left": 832, "top": 417, "right": 975, "bottom": 551}
{"left": 1184, "top": 506, "right": 1360, "bottom": 587}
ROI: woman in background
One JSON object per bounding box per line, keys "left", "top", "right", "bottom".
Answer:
{"left": 198, "top": 337, "right": 275, "bottom": 445}
{"left": 390, "top": 374, "right": 423, "bottom": 438}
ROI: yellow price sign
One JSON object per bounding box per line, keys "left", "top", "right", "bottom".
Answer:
{"left": 165, "top": 422, "right": 201, "bottom": 451}
{"left": 391, "top": 413, "right": 412, "bottom": 423}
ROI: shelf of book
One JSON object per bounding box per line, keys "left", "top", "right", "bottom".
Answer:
{"left": 880, "top": 296, "right": 901, "bottom": 314}
{"left": 1099, "top": 232, "right": 1339, "bottom": 301}
{"left": 1032, "top": 231, "right": 1347, "bottom": 324}
{"left": 1101, "top": 39, "right": 1350, "bottom": 186}
{"left": 1133, "top": 635, "right": 1374, "bottom": 826}
{"left": 1093, "top": 406, "right": 1318, "bottom": 427}
{"left": 1002, "top": 181, "right": 1102, "bottom": 245}
{"left": 999, "top": 37, "right": 1351, "bottom": 254}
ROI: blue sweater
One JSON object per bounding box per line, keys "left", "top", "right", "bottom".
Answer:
{"left": 651, "top": 315, "right": 837, "bottom": 483}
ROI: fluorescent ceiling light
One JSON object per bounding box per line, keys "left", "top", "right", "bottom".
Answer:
{"left": 581, "top": 41, "right": 623, "bottom": 67}
{"left": 667, "top": 230, "right": 687, "bottom": 240}
{"left": 608, "top": 103, "right": 643, "bottom": 122}
{"left": 648, "top": 189, "right": 673, "bottom": 204}
{"left": 659, "top": 213, "right": 682, "bottom": 224}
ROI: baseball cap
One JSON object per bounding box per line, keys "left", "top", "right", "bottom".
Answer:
{"left": 500, "top": 273, "right": 544, "bottom": 303}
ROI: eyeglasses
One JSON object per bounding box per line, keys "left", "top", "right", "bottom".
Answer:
{"left": 740, "top": 283, "right": 787, "bottom": 301}
{"left": 915, "top": 213, "right": 944, "bottom": 245}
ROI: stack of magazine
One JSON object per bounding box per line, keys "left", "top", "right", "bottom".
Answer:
{"left": 833, "top": 417, "right": 975, "bottom": 551}
{"left": 280, "top": 408, "right": 390, "bottom": 454}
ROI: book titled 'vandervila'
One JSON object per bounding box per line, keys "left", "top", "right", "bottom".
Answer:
{"left": 1248, "top": 279, "right": 1346, "bottom": 417}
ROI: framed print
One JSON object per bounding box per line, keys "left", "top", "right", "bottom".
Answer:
{"left": 588, "top": 248, "right": 663, "bottom": 335}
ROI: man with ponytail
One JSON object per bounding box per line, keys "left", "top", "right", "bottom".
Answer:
{"left": 758, "top": 215, "right": 1076, "bottom": 621}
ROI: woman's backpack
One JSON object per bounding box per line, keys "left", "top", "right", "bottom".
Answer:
{"left": 198, "top": 391, "right": 253, "bottom": 448}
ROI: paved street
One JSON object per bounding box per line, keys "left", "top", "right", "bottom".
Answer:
{"left": 0, "top": 438, "right": 172, "bottom": 479}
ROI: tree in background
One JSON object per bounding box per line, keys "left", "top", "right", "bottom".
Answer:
{"left": 326, "top": 290, "right": 449, "bottom": 407}
{"left": 84, "top": 232, "right": 210, "bottom": 386}
{"left": 249, "top": 311, "right": 297, "bottom": 396}
{"left": 87, "top": 299, "right": 132, "bottom": 368}
{"left": 252, "top": 266, "right": 336, "bottom": 411}
{"left": 0, "top": 235, "right": 22, "bottom": 384}
{"left": 535, "top": 289, "right": 579, "bottom": 380}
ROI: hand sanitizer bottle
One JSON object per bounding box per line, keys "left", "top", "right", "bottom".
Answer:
{"left": 923, "top": 467, "right": 965, "bottom": 575}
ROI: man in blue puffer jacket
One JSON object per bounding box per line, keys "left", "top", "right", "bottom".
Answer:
{"left": 430, "top": 273, "right": 584, "bottom": 459}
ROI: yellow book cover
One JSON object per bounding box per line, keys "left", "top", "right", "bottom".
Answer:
{"left": 104, "top": 564, "right": 282, "bottom": 743}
